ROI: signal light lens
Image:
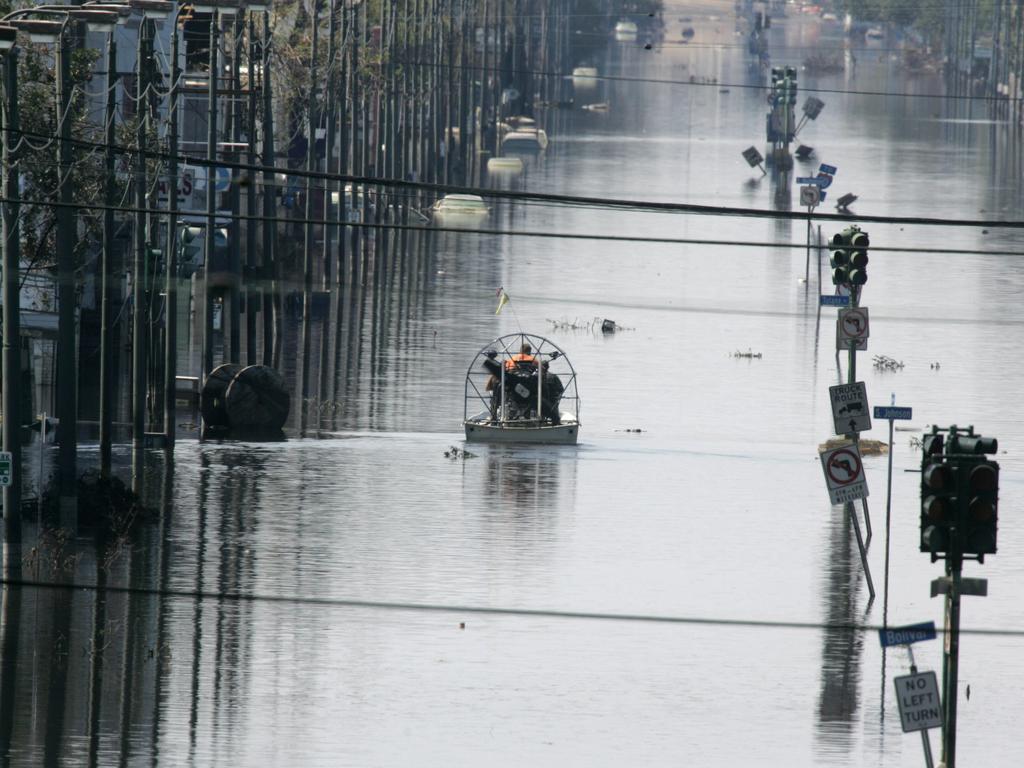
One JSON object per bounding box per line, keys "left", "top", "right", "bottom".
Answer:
{"left": 923, "top": 464, "right": 953, "bottom": 491}
{"left": 922, "top": 525, "right": 949, "bottom": 552}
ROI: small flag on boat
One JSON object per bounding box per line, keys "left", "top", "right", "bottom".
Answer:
{"left": 495, "top": 287, "right": 510, "bottom": 314}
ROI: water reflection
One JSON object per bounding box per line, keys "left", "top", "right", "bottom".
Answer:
{"left": 815, "top": 504, "right": 868, "bottom": 759}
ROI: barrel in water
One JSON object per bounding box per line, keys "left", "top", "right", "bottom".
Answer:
{"left": 225, "top": 365, "right": 290, "bottom": 431}
{"left": 199, "top": 363, "right": 242, "bottom": 429}
{"left": 200, "top": 364, "right": 290, "bottom": 432}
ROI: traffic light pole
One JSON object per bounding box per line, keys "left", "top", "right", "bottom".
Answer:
{"left": 941, "top": 557, "right": 962, "bottom": 768}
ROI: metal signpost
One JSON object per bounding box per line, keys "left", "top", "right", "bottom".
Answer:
{"left": 875, "top": 398, "right": 913, "bottom": 626}
{"left": 879, "top": 621, "right": 938, "bottom": 768}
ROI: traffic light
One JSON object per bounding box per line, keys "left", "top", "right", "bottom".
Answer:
{"left": 829, "top": 226, "right": 869, "bottom": 287}
{"left": 847, "top": 228, "right": 868, "bottom": 285}
{"left": 921, "top": 455, "right": 957, "bottom": 560}
{"left": 962, "top": 459, "right": 998, "bottom": 558}
{"left": 177, "top": 225, "right": 204, "bottom": 276}
{"left": 829, "top": 230, "right": 851, "bottom": 285}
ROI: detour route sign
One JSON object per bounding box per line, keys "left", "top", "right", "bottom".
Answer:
{"left": 819, "top": 444, "right": 869, "bottom": 505}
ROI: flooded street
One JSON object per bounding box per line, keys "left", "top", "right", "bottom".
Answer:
{"left": 4, "top": 3, "right": 1024, "bottom": 766}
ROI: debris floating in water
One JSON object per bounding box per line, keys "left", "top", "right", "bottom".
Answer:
{"left": 873, "top": 355, "right": 905, "bottom": 371}
{"left": 616, "top": 428, "right": 644, "bottom": 433}
{"left": 547, "top": 317, "right": 634, "bottom": 333}
{"left": 444, "top": 445, "right": 476, "bottom": 460}
{"left": 732, "top": 349, "right": 762, "bottom": 359}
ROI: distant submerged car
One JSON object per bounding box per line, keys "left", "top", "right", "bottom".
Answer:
{"left": 614, "top": 20, "right": 638, "bottom": 40}
{"left": 431, "top": 194, "right": 489, "bottom": 227}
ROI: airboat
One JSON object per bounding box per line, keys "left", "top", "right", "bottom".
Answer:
{"left": 463, "top": 332, "right": 581, "bottom": 445}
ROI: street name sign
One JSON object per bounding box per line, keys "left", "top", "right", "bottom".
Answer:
{"left": 820, "top": 294, "right": 850, "bottom": 307}
{"left": 878, "top": 621, "right": 936, "bottom": 648}
{"left": 894, "top": 671, "right": 942, "bottom": 733}
{"left": 829, "top": 382, "right": 871, "bottom": 435}
{"left": 819, "top": 443, "right": 869, "bottom": 504}
{"left": 874, "top": 406, "right": 912, "bottom": 421}
{"left": 796, "top": 176, "right": 827, "bottom": 186}
{"left": 0, "top": 451, "right": 10, "bottom": 487}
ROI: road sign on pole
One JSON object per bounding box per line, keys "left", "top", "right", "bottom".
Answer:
{"left": 0, "top": 451, "right": 10, "bottom": 487}
{"left": 874, "top": 406, "right": 912, "bottom": 421}
{"left": 819, "top": 443, "right": 869, "bottom": 504}
{"left": 837, "top": 306, "right": 869, "bottom": 350}
{"left": 830, "top": 382, "right": 871, "bottom": 435}
{"left": 894, "top": 671, "right": 942, "bottom": 733}
{"left": 878, "top": 621, "right": 937, "bottom": 648}
{"left": 820, "top": 294, "right": 850, "bottom": 307}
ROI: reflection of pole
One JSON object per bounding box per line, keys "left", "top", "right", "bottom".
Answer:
{"left": 942, "top": 561, "right": 962, "bottom": 767}
{"left": 882, "top": 393, "right": 895, "bottom": 625}
{"left": 907, "top": 645, "right": 936, "bottom": 768}
{"left": 2, "top": 50, "right": 22, "bottom": 568}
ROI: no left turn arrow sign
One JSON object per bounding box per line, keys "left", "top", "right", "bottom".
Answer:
{"left": 819, "top": 444, "right": 869, "bottom": 505}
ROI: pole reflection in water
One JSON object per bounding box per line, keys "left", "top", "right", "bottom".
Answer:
{"left": 815, "top": 503, "right": 867, "bottom": 759}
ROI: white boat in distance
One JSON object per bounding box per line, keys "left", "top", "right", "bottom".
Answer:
{"left": 431, "top": 193, "right": 489, "bottom": 227}
{"left": 464, "top": 332, "right": 581, "bottom": 445}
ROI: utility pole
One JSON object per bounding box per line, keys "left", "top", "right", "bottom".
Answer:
{"left": 919, "top": 425, "right": 999, "bottom": 768}
{"left": 164, "top": 11, "right": 181, "bottom": 450}
{"left": 132, "top": 17, "right": 152, "bottom": 493}
{"left": 2, "top": 46, "right": 23, "bottom": 573}
{"left": 260, "top": 6, "right": 277, "bottom": 368}
{"left": 100, "top": 26, "right": 117, "bottom": 475}
{"left": 55, "top": 30, "right": 77, "bottom": 526}
{"left": 203, "top": 7, "right": 220, "bottom": 384}
{"left": 300, "top": 0, "right": 321, "bottom": 434}
{"left": 245, "top": 10, "right": 258, "bottom": 365}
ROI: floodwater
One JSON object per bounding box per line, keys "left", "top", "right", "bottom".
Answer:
{"left": 4, "top": 4, "right": 1024, "bottom": 767}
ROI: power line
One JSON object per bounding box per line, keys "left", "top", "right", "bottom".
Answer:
{"left": 4, "top": 193, "right": 1022, "bottom": 256}
{"left": 2, "top": 575, "right": 1022, "bottom": 639}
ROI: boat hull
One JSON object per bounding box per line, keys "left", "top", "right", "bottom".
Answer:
{"left": 464, "top": 417, "right": 580, "bottom": 445}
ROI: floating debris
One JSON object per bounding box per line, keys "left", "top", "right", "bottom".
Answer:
{"left": 819, "top": 438, "right": 888, "bottom": 456}
{"left": 732, "top": 349, "right": 762, "bottom": 359}
{"left": 873, "top": 355, "right": 904, "bottom": 371}
{"left": 547, "top": 317, "right": 634, "bottom": 333}
{"left": 616, "top": 428, "right": 644, "bottom": 433}
{"left": 444, "top": 445, "right": 476, "bottom": 460}
{"left": 930, "top": 362, "right": 941, "bottom": 370}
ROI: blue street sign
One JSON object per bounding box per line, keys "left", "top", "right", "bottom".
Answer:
{"left": 820, "top": 294, "right": 850, "bottom": 307}
{"left": 878, "top": 621, "right": 936, "bottom": 648}
{"left": 874, "top": 406, "right": 913, "bottom": 420}
{"left": 819, "top": 163, "right": 838, "bottom": 175}
{"left": 796, "top": 176, "right": 826, "bottom": 186}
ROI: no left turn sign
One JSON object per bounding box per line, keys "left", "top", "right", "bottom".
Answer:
{"left": 819, "top": 444, "right": 869, "bottom": 505}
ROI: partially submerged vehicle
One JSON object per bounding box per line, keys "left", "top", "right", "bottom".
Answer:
{"left": 431, "top": 193, "right": 489, "bottom": 227}
{"left": 464, "top": 333, "right": 581, "bottom": 444}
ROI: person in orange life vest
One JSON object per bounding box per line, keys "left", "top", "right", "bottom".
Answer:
{"left": 505, "top": 342, "right": 537, "bottom": 372}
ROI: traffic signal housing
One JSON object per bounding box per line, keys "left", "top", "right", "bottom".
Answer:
{"left": 177, "top": 225, "right": 204, "bottom": 276}
{"left": 920, "top": 456, "right": 957, "bottom": 560}
{"left": 829, "top": 226, "right": 869, "bottom": 287}
{"left": 962, "top": 460, "right": 998, "bottom": 559}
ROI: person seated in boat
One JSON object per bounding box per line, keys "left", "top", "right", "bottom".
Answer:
{"left": 504, "top": 342, "right": 537, "bottom": 373}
